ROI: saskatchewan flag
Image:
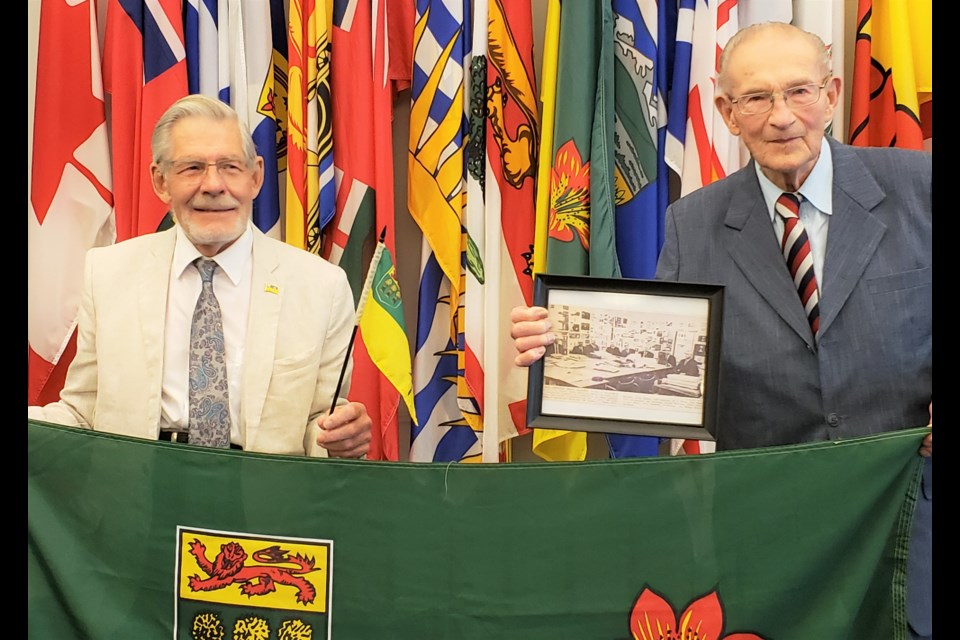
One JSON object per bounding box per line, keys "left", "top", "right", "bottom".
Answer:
{"left": 29, "top": 421, "right": 925, "bottom": 639}
{"left": 358, "top": 245, "right": 417, "bottom": 425}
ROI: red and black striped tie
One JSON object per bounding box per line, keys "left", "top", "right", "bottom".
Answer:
{"left": 775, "top": 192, "right": 820, "bottom": 337}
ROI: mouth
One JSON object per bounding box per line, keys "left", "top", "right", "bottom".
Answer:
{"left": 192, "top": 202, "right": 239, "bottom": 213}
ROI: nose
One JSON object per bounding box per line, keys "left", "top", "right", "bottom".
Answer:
{"left": 766, "top": 93, "right": 795, "bottom": 126}
{"left": 199, "top": 164, "right": 226, "bottom": 191}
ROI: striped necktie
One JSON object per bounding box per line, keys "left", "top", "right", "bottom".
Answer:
{"left": 188, "top": 258, "right": 232, "bottom": 448}
{"left": 775, "top": 192, "right": 820, "bottom": 337}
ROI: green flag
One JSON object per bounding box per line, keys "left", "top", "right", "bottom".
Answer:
{"left": 29, "top": 420, "right": 924, "bottom": 639}
{"left": 544, "top": 1, "right": 620, "bottom": 279}
{"left": 535, "top": 0, "right": 624, "bottom": 463}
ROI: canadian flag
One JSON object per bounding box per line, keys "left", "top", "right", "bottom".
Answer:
{"left": 28, "top": 0, "right": 115, "bottom": 405}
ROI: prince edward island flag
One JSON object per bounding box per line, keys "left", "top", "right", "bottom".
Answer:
{"left": 29, "top": 421, "right": 925, "bottom": 639}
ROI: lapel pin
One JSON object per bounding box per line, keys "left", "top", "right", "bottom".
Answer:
{"left": 264, "top": 284, "right": 279, "bottom": 295}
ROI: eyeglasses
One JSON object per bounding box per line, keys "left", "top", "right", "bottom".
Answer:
{"left": 166, "top": 158, "right": 252, "bottom": 184}
{"left": 730, "top": 79, "right": 831, "bottom": 116}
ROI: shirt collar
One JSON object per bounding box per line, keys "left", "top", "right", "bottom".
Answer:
{"left": 756, "top": 136, "right": 833, "bottom": 219}
{"left": 172, "top": 221, "right": 253, "bottom": 285}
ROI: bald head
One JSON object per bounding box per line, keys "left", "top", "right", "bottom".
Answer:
{"left": 717, "top": 22, "right": 831, "bottom": 97}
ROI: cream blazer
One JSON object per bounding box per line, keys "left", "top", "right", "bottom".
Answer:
{"left": 29, "top": 226, "right": 355, "bottom": 457}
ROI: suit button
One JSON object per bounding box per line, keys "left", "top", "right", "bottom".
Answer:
{"left": 826, "top": 413, "right": 841, "bottom": 427}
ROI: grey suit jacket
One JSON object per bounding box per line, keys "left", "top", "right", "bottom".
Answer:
{"left": 656, "top": 137, "right": 932, "bottom": 633}
{"left": 29, "top": 225, "right": 356, "bottom": 457}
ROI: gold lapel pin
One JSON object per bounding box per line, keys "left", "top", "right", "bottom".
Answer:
{"left": 264, "top": 284, "right": 279, "bottom": 295}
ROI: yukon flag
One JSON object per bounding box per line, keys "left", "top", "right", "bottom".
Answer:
{"left": 183, "top": 0, "right": 288, "bottom": 238}
{"left": 358, "top": 241, "right": 417, "bottom": 427}
{"left": 848, "top": 0, "right": 931, "bottom": 149}
{"left": 103, "top": 0, "right": 188, "bottom": 241}
{"left": 28, "top": 0, "right": 115, "bottom": 405}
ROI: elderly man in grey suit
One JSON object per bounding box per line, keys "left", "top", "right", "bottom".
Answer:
{"left": 29, "top": 94, "right": 372, "bottom": 459}
{"left": 511, "top": 22, "right": 932, "bottom": 638}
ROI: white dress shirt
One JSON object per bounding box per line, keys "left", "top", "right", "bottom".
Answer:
{"left": 159, "top": 223, "right": 254, "bottom": 445}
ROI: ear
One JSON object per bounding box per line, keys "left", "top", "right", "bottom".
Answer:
{"left": 715, "top": 95, "right": 741, "bottom": 136}
{"left": 822, "top": 76, "right": 842, "bottom": 126}
{"left": 150, "top": 163, "right": 173, "bottom": 205}
{"left": 251, "top": 156, "right": 265, "bottom": 197}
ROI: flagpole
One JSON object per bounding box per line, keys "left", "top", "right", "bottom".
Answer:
{"left": 328, "top": 227, "right": 388, "bottom": 414}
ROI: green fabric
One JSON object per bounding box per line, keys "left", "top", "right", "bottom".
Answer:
{"left": 588, "top": 0, "right": 620, "bottom": 279}
{"left": 333, "top": 186, "right": 377, "bottom": 308}
{"left": 545, "top": 1, "right": 618, "bottom": 278}
{"left": 28, "top": 420, "right": 924, "bottom": 639}
{"left": 544, "top": 1, "right": 597, "bottom": 277}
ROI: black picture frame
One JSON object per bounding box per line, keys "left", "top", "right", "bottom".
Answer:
{"left": 526, "top": 274, "right": 723, "bottom": 441}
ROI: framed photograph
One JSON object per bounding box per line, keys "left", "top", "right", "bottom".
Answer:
{"left": 526, "top": 274, "right": 723, "bottom": 441}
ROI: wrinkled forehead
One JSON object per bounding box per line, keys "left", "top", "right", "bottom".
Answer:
{"left": 725, "top": 30, "right": 826, "bottom": 90}
{"left": 170, "top": 116, "right": 245, "bottom": 158}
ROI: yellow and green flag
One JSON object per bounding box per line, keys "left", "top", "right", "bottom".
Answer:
{"left": 358, "top": 244, "right": 417, "bottom": 425}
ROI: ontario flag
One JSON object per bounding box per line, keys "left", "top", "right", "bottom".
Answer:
{"left": 102, "top": 0, "right": 188, "bottom": 241}
{"left": 28, "top": 0, "right": 115, "bottom": 406}
{"left": 322, "top": 0, "right": 409, "bottom": 461}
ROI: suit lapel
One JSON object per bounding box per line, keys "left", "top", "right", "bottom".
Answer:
{"left": 241, "top": 230, "right": 284, "bottom": 445}
{"left": 139, "top": 230, "right": 177, "bottom": 425}
{"left": 723, "top": 167, "right": 817, "bottom": 348}
{"left": 818, "top": 140, "right": 886, "bottom": 337}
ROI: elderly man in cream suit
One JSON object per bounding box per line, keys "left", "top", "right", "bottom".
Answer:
{"left": 29, "top": 94, "right": 371, "bottom": 459}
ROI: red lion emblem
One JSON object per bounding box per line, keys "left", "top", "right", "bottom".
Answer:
{"left": 187, "top": 539, "right": 319, "bottom": 605}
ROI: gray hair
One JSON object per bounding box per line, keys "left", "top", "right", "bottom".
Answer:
{"left": 717, "top": 22, "right": 832, "bottom": 95}
{"left": 151, "top": 94, "right": 258, "bottom": 167}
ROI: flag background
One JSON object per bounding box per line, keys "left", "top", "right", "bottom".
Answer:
{"left": 102, "top": 0, "right": 188, "bottom": 241}
{"left": 848, "top": 0, "right": 931, "bottom": 150}
{"left": 28, "top": 0, "right": 115, "bottom": 406}
{"left": 28, "top": 1, "right": 927, "bottom": 462}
